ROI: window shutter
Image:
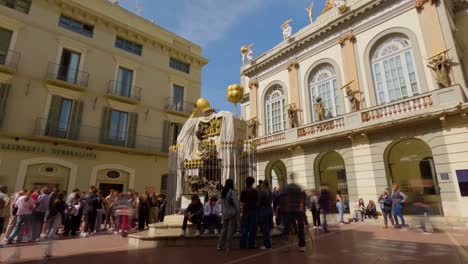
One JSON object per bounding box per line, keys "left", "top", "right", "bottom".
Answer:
{"left": 127, "top": 112, "right": 138, "bottom": 148}
{"left": 0, "top": 84, "right": 10, "bottom": 127}
{"left": 162, "top": 120, "right": 170, "bottom": 152}
{"left": 46, "top": 95, "right": 62, "bottom": 137}
{"left": 100, "top": 107, "right": 111, "bottom": 144}
{"left": 69, "top": 100, "right": 83, "bottom": 140}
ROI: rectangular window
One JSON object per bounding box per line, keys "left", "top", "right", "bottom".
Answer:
{"left": 0, "top": 27, "right": 12, "bottom": 55}
{"left": 172, "top": 85, "right": 184, "bottom": 112}
{"left": 45, "top": 95, "right": 83, "bottom": 140}
{"left": 0, "top": 83, "right": 10, "bottom": 127}
{"left": 456, "top": 170, "right": 468, "bottom": 197}
{"left": 162, "top": 121, "right": 182, "bottom": 152}
{"left": 0, "top": 0, "right": 31, "bottom": 14}
{"left": 169, "top": 58, "right": 190, "bottom": 74}
{"left": 116, "top": 67, "right": 133, "bottom": 97}
{"left": 58, "top": 49, "right": 81, "bottom": 84}
{"left": 109, "top": 110, "right": 128, "bottom": 142}
{"left": 102, "top": 108, "right": 137, "bottom": 148}
{"left": 58, "top": 99, "right": 73, "bottom": 132}
{"left": 115, "top": 37, "right": 142, "bottom": 56}
{"left": 160, "top": 174, "right": 168, "bottom": 194}
{"left": 58, "top": 15, "right": 94, "bottom": 38}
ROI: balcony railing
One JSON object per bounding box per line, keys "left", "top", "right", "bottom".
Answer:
{"left": 107, "top": 80, "right": 142, "bottom": 102}
{"left": 164, "top": 97, "right": 194, "bottom": 115}
{"left": 46, "top": 62, "right": 89, "bottom": 88}
{"left": 254, "top": 85, "right": 466, "bottom": 149}
{"left": 0, "top": 0, "right": 31, "bottom": 14}
{"left": 0, "top": 50, "right": 20, "bottom": 71}
{"left": 33, "top": 118, "right": 163, "bottom": 153}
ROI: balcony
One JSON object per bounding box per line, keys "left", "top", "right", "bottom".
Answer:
{"left": 0, "top": 50, "right": 20, "bottom": 74}
{"left": 33, "top": 118, "right": 163, "bottom": 153}
{"left": 254, "top": 85, "right": 467, "bottom": 150}
{"left": 46, "top": 63, "right": 89, "bottom": 90}
{"left": 164, "top": 97, "right": 194, "bottom": 117}
{"left": 106, "top": 80, "right": 142, "bottom": 104}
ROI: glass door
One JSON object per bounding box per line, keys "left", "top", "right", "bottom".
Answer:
{"left": 59, "top": 49, "right": 81, "bottom": 83}
{"left": 173, "top": 85, "right": 184, "bottom": 111}
{"left": 116, "top": 67, "right": 133, "bottom": 97}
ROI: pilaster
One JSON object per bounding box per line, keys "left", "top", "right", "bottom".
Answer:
{"left": 287, "top": 61, "right": 302, "bottom": 124}
{"left": 248, "top": 80, "right": 259, "bottom": 120}
{"left": 338, "top": 33, "right": 362, "bottom": 110}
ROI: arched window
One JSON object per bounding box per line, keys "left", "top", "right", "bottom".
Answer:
{"left": 265, "top": 85, "right": 286, "bottom": 135}
{"left": 371, "top": 35, "right": 419, "bottom": 104}
{"left": 309, "top": 65, "right": 340, "bottom": 121}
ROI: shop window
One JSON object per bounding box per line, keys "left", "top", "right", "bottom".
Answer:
{"left": 456, "top": 170, "right": 468, "bottom": 197}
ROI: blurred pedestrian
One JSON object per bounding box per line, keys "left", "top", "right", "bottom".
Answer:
{"left": 336, "top": 191, "right": 344, "bottom": 225}
{"left": 5, "top": 190, "right": 34, "bottom": 245}
{"left": 240, "top": 177, "right": 258, "bottom": 249}
{"left": 257, "top": 180, "right": 273, "bottom": 250}
{"left": 217, "top": 179, "right": 240, "bottom": 251}
{"left": 0, "top": 186, "right": 10, "bottom": 237}
{"left": 319, "top": 185, "right": 330, "bottom": 233}
{"left": 280, "top": 183, "right": 306, "bottom": 252}
{"left": 413, "top": 193, "right": 432, "bottom": 234}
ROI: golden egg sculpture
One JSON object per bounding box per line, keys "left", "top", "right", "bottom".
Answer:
{"left": 195, "top": 98, "right": 212, "bottom": 112}
{"left": 226, "top": 84, "right": 245, "bottom": 104}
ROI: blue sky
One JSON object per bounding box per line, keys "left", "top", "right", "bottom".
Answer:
{"left": 119, "top": 0, "right": 326, "bottom": 111}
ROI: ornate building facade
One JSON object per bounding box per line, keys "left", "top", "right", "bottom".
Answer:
{"left": 241, "top": 0, "right": 468, "bottom": 221}
{"left": 0, "top": 0, "right": 207, "bottom": 195}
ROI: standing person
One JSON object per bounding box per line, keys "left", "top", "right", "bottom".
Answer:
{"left": 240, "top": 176, "right": 258, "bottom": 249}
{"left": 148, "top": 192, "right": 160, "bottom": 224}
{"left": 63, "top": 189, "right": 80, "bottom": 236}
{"left": 158, "top": 194, "right": 167, "bottom": 222}
{"left": 3, "top": 190, "right": 24, "bottom": 241}
{"left": 336, "top": 191, "right": 344, "bottom": 225}
{"left": 95, "top": 191, "right": 104, "bottom": 233}
{"left": 82, "top": 187, "right": 99, "bottom": 237}
{"left": 5, "top": 190, "right": 34, "bottom": 245}
{"left": 413, "top": 193, "right": 432, "bottom": 234}
{"left": 309, "top": 189, "right": 321, "bottom": 229}
{"left": 180, "top": 195, "right": 203, "bottom": 237}
{"left": 104, "top": 190, "right": 115, "bottom": 231}
{"left": 0, "top": 186, "right": 10, "bottom": 237}
{"left": 280, "top": 183, "right": 307, "bottom": 252}
{"left": 257, "top": 180, "right": 273, "bottom": 250}
{"left": 217, "top": 179, "right": 240, "bottom": 251}
{"left": 378, "top": 191, "right": 395, "bottom": 228}
{"left": 272, "top": 187, "right": 281, "bottom": 227}
{"left": 44, "top": 192, "right": 66, "bottom": 239}
{"left": 203, "top": 196, "right": 220, "bottom": 235}
{"left": 137, "top": 193, "right": 150, "bottom": 231}
{"left": 391, "top": 184, "right": 407, "bottom": 229}
{"left": 318, "top": 185, "right": 330, "bottom": 233}
{"left": 32, "top": 187, "right": 51, "bottom": 241}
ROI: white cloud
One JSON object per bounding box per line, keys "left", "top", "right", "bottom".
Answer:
{"left": 175, "top": 0, "right": 267, "bottom": 46}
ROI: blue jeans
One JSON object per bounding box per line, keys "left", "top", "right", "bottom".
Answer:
{"left": 8, "top": 214, "right": 32, "bottom": 242}
{"left": 420, "top": 212, "right": 429, "bottom": 232}
{"left": 393, "top": 204, "right": 405, "bottom": 226}
{"left": 322, "top": 208, "right": 328, "bottom": 231}
{"left": 336, "top": 202, "right": 344, "bottom": 223}
{"left": 240, "top": 210, "right": 257, "bottom": 249}
{"left": 258, "top": 207, "right": 273, "bottom": 248}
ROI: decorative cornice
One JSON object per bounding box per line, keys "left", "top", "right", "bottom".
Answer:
{"left": 249, "top": 80, "right": 259, "bottom": 89}
{"left": 338, "top": 33, "right": 356, "bottom": 47}
{"left": 287, "top": 61, "right": 300, "bottom": 72}
{"left": 415, "top": 0, "right": 439, "bottom": 11}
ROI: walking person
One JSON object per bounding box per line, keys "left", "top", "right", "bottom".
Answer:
{"left": 272, "top": 187, "right": 281, "bottom": 227}
{"left": 318, "top": 185, "right": 330, "bottom": 233}
{"left": 378, "top": 191, "right": 395, "bottom": 228}
{"left": 63, "top": 189, "right": 80, "bottom": 236}
{"left": 0, "top": 186, "right": 11, "bottom": 237}
{"left": 43, "top": 192, "right": 66, "bottom": 258}
{"left": 95, "top": 191, "right": 105, "bottom": 233}
{"left": 391, "top": 184, "right": 407, "bottom": 229}
{"left": 137, "top": 193, "right": 150, "bottom": 231}
{"left": 280, "top": 183, "right": 307, "bottom": 252}
{"left": 336, "top": 191, "right": 344, "bottom": 225}
{"left": 3, "top": 190, "right": 24, "bottom": 241}
{"left": 309, "top": 189, "right": 321, "bottom": 229}
{"left": 413, "top": 192, "right": 432, "bottom": 234}
{"left": 5, "top": 190, "right": 34, "bottom": 245}
{"left": 32, "top": 187, "right": 51, "bottom": 241}
{"left": 82, "top": 187, "right": 99, "bottom": 237}
{"left": 217, "top": 179, "right": 240, "bottom": 251}
{"left": 240, "top": 176, "right": 258, "bottom": 249}
{"left": 257, "top": 180, "right": 273, "bottom": 250}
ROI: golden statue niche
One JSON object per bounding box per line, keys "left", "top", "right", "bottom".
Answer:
{"left": 427, "top": 49, "right": 452, "bottom": 88}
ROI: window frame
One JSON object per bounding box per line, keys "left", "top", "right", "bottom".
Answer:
{"left": 58, "top": 15, "right": 94, "bottom": 38}
{"left": 115, "top": 37, "right": 142, "bottom": 56}
{"left": 109, "top": 109, "right": 129, "bottom": 142}
{"left": 309, "top": 65, "right": 340, "bottom": 122}
{"left": 265, "top": 85, "right": 286, "bottom": 135}
{"left": 169, "top": 57, "right": 190, "bottom": 74}
{"left": 0, "top": 0, "right": 31, "bottom": 14}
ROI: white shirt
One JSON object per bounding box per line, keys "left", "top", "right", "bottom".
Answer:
{"left": 15, "top": 195, "right": 35, "bottom": 216}
{"left": 0, "top": 191, "right": 10, "bottom": 216}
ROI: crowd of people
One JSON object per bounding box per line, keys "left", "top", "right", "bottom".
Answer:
{"left": 0, "top": 185, "right": 168, "bottom": 246}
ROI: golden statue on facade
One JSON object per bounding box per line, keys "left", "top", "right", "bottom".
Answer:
{"left": 240, "top": 43, "right": 254, "bottom": 66}
{"left": 314, "top": 97, "right": 325, "bottom": 121}
{"left": 281, "top": 19, "right": 293, "bottom": 40}
{"left": 427, "top": 49, "right": 452, "bottom": 88}
{"left": 341, "top": 80, "right": 361, "bottom": 112}
{"left": 287, "top": 103, "right": 302, "bottom": 128}
{"left": 247, "top": 118, "right": 259, "bottom": 139}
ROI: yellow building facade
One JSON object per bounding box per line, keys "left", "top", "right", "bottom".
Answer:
{"left": 0, "top": 0, "right": 207, "bottom": 195}
{"left": 241, "top": 0, "right": 468, "bottom": 224}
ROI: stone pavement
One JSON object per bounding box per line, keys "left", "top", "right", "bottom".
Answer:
{"left": 1, "top": 224, "right": 468, "bottom": 264}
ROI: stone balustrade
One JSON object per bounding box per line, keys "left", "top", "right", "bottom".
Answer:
{"left": 362, "top": 94, "right": 433, "bottom": 122}
{"left": 253, "top": 131, "right": 286, "bottom": 146}
{"left": 298, "top": 117, "right": 345, "bottom": 137}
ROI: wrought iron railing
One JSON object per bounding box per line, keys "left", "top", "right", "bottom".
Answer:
{"left": 46, "top": 62, "right": 89, "bottom": 88}
{"left": 0, "top": 50, "right": 20, "bottom": 69}
{"left": 164, "top": 97, "right": 194, "bottom": 114}
{"left": 107, "top": 80, "right": 142, "bottom": 101}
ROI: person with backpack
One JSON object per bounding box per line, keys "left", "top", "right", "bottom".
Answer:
{"left": 82, "top": 186, "right": 99, "bottom": 237}
{"left": 391, "top": 184, "right": 407, "bottom": 229}
{"left": 217, "top": 179, "right": 240, "bottom": 251}
{"left": 44, "top": 192, "right": 66, "bottom": 239}
{"left": 378, "top": 191, "right": 394, "bottom": 228}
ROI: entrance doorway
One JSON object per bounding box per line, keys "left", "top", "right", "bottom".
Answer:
{"left": 316, "top": 151, "right": 349, "bottom": 213}
{"left": 385, "top": 139, "right": 443, "bottom": 215}
{"left": 99, "top": 183, "right": 124, "bottom": 197}
{"left": 266, "top": 160, "right": 287, "bottom": 190}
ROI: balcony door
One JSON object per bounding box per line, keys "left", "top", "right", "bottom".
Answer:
{"left": 0, "top": 27, "right": 13, "bottom": 64}
{"left": 46, "top": 95, "right": 83, "bottom": 140}
{"left": 173, "top": 85, "right": 184, "bottom": 111}
{"left": 102, "top": 107, "right": 138, "bottom": 148}
{"left": 116, "top": 67, "right": 133, "bottom": 97}
{"left": 59, "top": 49, "right": 81, "bottom": 84}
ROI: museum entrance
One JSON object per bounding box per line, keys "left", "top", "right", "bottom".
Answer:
{"left": 385, "top": 138, "right": 443, "bottom": 215}
{"left": 99, "top": 183, "right": 124, "bottom": 197}
{"left": 316, "top": 151, "right": 349, "bottom": 213}
{"left": 266, "top": 160, "right": 287, "bottom": 190}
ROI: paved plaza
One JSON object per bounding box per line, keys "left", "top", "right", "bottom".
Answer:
{"left": 1, "top": 224, "right": 468, "bottom": 264}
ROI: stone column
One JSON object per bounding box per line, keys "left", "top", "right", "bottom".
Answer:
{"left": 338, "top": 33, "right": 362, "bottom": 109}
{"left": 415, "top": 0, "right": 446, "bottom": 56}
{"left": 248, "top": 80, "right": 259, "bottom": 121}
{"left": 287, "top": 61, "right": 302, "bottom": 125}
